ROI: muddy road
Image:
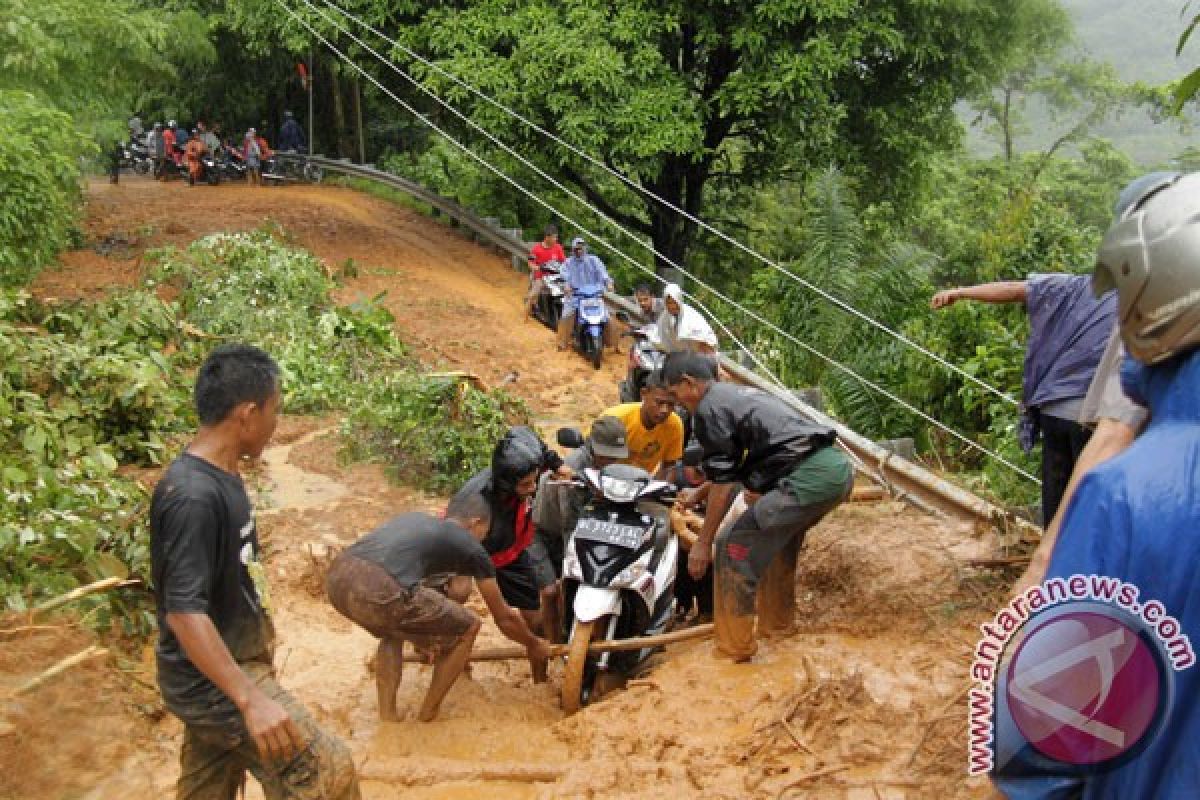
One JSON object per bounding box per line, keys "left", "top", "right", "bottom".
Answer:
{"left": 3, "top": 178, "right": 1007, "bottom": 799}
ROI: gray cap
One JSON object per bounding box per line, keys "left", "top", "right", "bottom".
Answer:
{"left": 588, "top": 416, "right": 629, "bottom": 459}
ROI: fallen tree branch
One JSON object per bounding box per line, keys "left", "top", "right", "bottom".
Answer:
{"left": 361, "top": 761, "right": 565, "bottom": 786}
{"left": 0, "top": 624, "right": 77, "bottom": 640}
{"left": 965, "top": 555, "right": 1031, "bottom": 568}
{"left": 32, "top": 578, "right": 143, "bottom": 617}
{"left": 904, "top": 681, "right": 973, "bottom": 767}
{"left": 467, "top": 623, "right": 714, "bottom": 662}
{"left": 11, "top": 645, "right": 109, "bottom": 697}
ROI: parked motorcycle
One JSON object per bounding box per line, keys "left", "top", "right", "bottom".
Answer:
{"left": 531, "top": 261, "right": 566, "bottom": 331}
{"left": 571, "top": 284, "right": 609, "bottom": 370}
{"left": 555, "top": 428, "right": 679, "bottom": 712}
{"left": 618, "top": 317, "right": 666, "bottom": 402}
{"left": 120, "top": 140, "right": 154, "bottom": 175}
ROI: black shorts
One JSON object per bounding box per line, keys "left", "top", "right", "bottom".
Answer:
{"left": 495, "top": 549, "right": 541, "bottom": 611}
{"left": 527, "top": 527, "right": 564, "bottom": 589}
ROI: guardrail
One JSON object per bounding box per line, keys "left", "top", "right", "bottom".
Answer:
{"left": 272, "top": 152, "right": 1034, "bottom": 538}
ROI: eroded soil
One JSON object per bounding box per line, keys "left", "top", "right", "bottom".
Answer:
{"left": 2, "top": 177, "right": 1008, "bottom": 799}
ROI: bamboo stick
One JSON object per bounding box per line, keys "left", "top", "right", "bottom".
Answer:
{"left": 11, "top": 645, "right": 109, "bottom": 697}
{"left": 32, "top": 578, "right": 142, "bottom": 617}
{"left": 467, "top": 623, "right": 714, "bottom": 662}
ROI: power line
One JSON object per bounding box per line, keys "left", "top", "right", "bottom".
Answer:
{"left": 275, "top": 0, "right": 1040, "bottom": 486}
{"left": 319, "top": 0, "right": 1019, "bottom": 410}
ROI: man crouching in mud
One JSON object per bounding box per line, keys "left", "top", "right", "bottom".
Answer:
{"left": 663, "top": 352, "right": 853, "bottom": 661}
{"left": 150, "top": 344, "right": 359, "bottom": 799}
{"left": 326, "top": 492, "right": 552, "bottom": 722}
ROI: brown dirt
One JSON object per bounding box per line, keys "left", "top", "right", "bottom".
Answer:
{"left": 8, "top": 177, "right": 1010, "bottom": 799}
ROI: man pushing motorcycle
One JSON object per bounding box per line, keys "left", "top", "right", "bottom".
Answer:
{"left": 663, "top": 352, "right": 853, "bottom": 661}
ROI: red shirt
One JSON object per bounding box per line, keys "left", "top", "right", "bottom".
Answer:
{"left": 529, "top": 242, "right": 565, "bottom": 280}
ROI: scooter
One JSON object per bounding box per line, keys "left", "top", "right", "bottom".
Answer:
{"left": 572, "top": 284, "right": 609, "bottom": 370}
{"left": 531, "top": 261, "right": 566, "bottom": 332}
{"left": 555, "top": 428, "right": 679, "bottom": 712}
{"left": 618, "top": 318, "right": 666, "bottom": 402}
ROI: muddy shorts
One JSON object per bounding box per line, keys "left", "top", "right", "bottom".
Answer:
{"left": 325, "top": 555, "right": 476, "bottom": 657}
{"left": 495, "top": 549, "right": 541, "bottom": 611}
{"left": 176, "top": 662, "right": 359, "bottom": 800}
{"left": 527, "top": 527, "right": 564, "bottom": 589}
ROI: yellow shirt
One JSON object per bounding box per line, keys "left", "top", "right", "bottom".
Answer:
{"left": 599, "top": 403, "right": 684, "bottom": 475}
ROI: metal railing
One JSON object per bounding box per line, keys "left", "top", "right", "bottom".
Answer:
{"left": 270, "top": 151, "right": 1035, "bottom": 538}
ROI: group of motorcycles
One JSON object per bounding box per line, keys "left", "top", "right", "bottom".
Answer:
{"left": 117, "top": 138, "right": 323, "bottom": 186}
{"left": 530, "top": 261, "right": 665, "bottom": 391}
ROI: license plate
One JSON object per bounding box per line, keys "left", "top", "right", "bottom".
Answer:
{"left": 574, "top": 518, "right": 644, "bottom": 549}
{"left": 580, "top": 298, "right": 605, "bottom": 314}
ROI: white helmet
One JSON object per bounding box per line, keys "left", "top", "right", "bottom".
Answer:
{"left": 1093, "top": 172, "right": 1200, "bottom": 364}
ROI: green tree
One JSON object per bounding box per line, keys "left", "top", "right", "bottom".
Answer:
{"left": 231, "top": 0, "right": 1030, "bottom": 275}
{"left": 0, "top": 0, "right": 213, "bottom": 283}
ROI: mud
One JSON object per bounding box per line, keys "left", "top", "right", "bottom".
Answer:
{"left": 4, "top": 177, "right": 1010, "bottom": 799}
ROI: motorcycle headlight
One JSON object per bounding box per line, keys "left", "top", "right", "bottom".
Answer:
{"left": 611, "top": 562, "right": 647, "bottom": 587}
{"left": 599, "top": 474, "right": 640, "bottom": 503}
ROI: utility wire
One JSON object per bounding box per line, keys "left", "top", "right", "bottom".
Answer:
{"left": 320, "top": 0, "right": 1019, "bottom": 409}
{"left": 297, "top": 0, "right": 791, "bottom": 395}
{"left": 275, "top": 0, "right": 1039, "bottom": 486}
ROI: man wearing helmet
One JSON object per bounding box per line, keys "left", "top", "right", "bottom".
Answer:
{"left": 449, "top": 426, "right": 572, "bottom": 681}
{"left": 557, "top": 237, "right": 615, "bottom": 351}
{"left": 992, "top": 172, "right": 1200, "bottom": 798}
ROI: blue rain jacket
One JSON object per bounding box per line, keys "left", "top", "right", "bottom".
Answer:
{"left": 994, "top": 349, "right": 1200, "bottom": 799}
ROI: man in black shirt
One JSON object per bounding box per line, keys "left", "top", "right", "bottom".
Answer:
{"left": 664, "top": 353, "right": 853, "bottom": 662}
{"left": 151, "top": 344, "right": 359, "bottom": 799}
{"left": 326, "top": 492, "right": 551, "bottom": 722}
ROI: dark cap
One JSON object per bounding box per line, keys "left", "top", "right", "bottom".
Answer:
{"left": 589, "top": 416, "right": 629, "bottom": 459}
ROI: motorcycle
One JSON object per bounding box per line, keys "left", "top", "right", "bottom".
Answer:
{"left": 617, "top": 316, "right": 666, "bottom": 402}
{"left": 571, "top": 284, "right": 609, "bottom": 370}
{"left": 531, "top": 261, "right": 566, "bottom": 331}
{"left": 554, "top": 428, "right": 679, "bottom": 712}
{"left": 121, "top": 140, "right": 154, "bottom": 175}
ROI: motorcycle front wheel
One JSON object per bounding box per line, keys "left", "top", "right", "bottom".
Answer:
{"left": 589, "top": 332, "right": 603, "bottom": 370}
{"left": 561, "top": 618, "right": 596, "bottom": 714}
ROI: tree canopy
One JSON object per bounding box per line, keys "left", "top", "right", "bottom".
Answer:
{"left": 233, "top": 0, "right": 1040, "bottom": 274}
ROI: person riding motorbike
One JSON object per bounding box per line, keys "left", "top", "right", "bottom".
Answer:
{"left": 556, "top": 237, "right": 615, "bottom": 352}
{"left": 656, "top": 283, "right": 718, "bottom": 356}
{"left": 525, "top": 224, "right": 566, "bottom": 319}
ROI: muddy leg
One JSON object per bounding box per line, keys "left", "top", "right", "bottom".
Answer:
{"left": 376, "top": 637, "right": 405, "bottom": 722}
{"left": 418, "top": 617, "right": 482, "bottom": 722}
{"left": 540, "top": 583, "right": 563, "bottom": 645}
{"left": 756, "top": 534, "right": 799, "bottom": 637}
{"left": 556, "top": 312, "right": 574, "bottom": 350}
{"left": 520, "top": 608, "right": 549, "bottom": 682}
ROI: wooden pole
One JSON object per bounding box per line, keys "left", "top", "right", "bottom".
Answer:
{"left": 467, "top": 623, "right": 714, "bottom": 662}
{"left": 32, "top": 578, "right": 142, "bottom": 617}
{"left": 10, "top": 646, "right": 109, "bottom": 697}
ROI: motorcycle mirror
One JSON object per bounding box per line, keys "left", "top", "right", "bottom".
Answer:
{"left": 682, "top": 443, "right": 704, "bottom": 467}
{"left": 557, "top": 427, "right": 586, "bottom": 449}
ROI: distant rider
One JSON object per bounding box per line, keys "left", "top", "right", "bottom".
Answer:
{"left": 525, "top": 224, "right": 566, "bottom": 319}
{"left": 557, "top": 237, "right": 615, "bottom": 352}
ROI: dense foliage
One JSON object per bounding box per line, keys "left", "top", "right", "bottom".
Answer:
{"left": 0, "top": 0, "right": 212, "bottom": 284}
{"left": 3, "top": 231, "right": 526, "bottom": 628}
